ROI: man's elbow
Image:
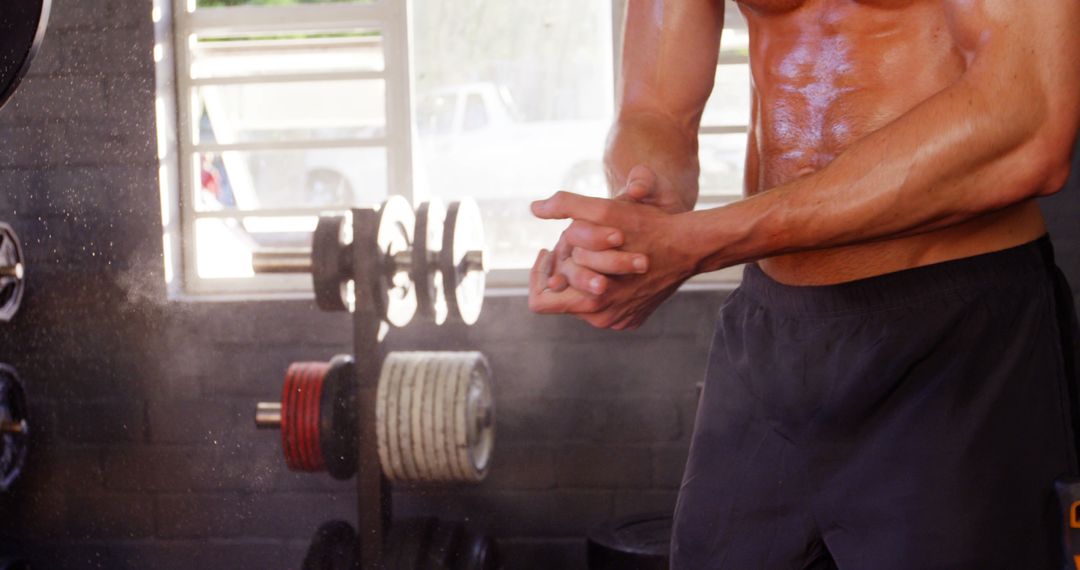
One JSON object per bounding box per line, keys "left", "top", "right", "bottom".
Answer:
{"left": 1027, "top": 131, "right": 1077, "bottom": 198}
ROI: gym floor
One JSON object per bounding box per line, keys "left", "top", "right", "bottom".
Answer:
{"left": 0, "top": 1, "right": 1078, "bottom": 569}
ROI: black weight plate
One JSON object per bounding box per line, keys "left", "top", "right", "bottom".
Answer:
{"left": 312, "top": 215, "right": 353, "bottom": 312}
{"left": 0, "top": 558, "right": 29, "bottom": 570}
{"left": 0, "top": 224, "right": 25, "bottom": 323}
{"left": 586, "top": 513, "right": 670, "bottom": 570}
{"left": 455, "top": 530, "right": 500, "bottom": 570}
{"left": 319, "top": 355, "right": 357, "bottom": 480}
{"left": 302, "top": 520, "right": 357, "bottom": 570}
{"left": 393, "top": 517, "right": 436, "bottom": 570}
{"left": 0, "top": 365, "right": 28, "bottom": 492}
{"left": 425, "top": 520, "right": 464, "bottom": 570}
{"left": 0, "top": 0, "right": 50, "bottom": 113}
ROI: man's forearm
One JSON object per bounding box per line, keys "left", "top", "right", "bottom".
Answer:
{"left": 604, "top": 111, "right": 701, "bottom": 213}
{"left": 687, "top": 71, "right": 1078, "bottom": 273}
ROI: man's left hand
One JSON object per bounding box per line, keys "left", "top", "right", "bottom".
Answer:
{"left": 528, "top": 191, "right": 699, "bottom": 330}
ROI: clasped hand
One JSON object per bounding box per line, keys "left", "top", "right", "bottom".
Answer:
{"left": 527, "top": 166, "right": 699, "bottom": 330}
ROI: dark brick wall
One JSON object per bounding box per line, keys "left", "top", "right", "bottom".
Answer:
{"left": 0, "top": 1, "right": 1076, "bottom": 569}
{"left": 0, "top": 1, "right": 720, "bottom": 567}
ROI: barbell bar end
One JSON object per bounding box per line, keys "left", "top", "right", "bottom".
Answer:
{"left": 255, "top": 402, "right": 283, "bottom": 428}
{"left": 0, "top": 419, "right": 26, "bottom": 435}
{"left": 464, "top": 250, "right": 485, "bottom": 273}
{"left": 251, "top": 248, "right": 314, "bottom": 275}
{"left": 0, "top": 263, "right": 23, "bottom": 280}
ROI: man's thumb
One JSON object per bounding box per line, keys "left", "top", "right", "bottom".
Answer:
{"left": 623, "top": 164, "right": 658, "bottom": 202}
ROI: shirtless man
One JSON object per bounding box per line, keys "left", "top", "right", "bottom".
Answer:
{"left": 528, "top": 0, "right": 1080, "bottom": 567}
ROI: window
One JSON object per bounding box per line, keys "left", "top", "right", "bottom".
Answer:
{"left": 156, "top": 0, "right": 750, "bottom": 296}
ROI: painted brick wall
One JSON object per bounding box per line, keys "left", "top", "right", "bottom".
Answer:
{"left": 0, "top": 1, "right": 1076, "bottom": 569}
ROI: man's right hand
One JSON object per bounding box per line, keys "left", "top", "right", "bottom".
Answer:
{"left": 545, "top": 165, "right": 662, "bottom": 295}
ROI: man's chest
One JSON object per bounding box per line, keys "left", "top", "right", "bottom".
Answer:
{"left": 734, "top": 0, "right": 919, "bottom": 14}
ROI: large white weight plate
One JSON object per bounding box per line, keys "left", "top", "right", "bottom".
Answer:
{"left": 0, "top": 224, "right": 26, "bottom": 323}
{"left": 396, "top": 353, "right": 420, "bottom": 481}
{"left": 421, "top": 353, "right": 449, "bottom": 482}
{"left": 376, "top": 197, "right": 417, "bottom": 327}
{"left": 409, "top": 353, "right": 430, "bottom": 481}
{"left": 429, "top": 353, "right": 451, "bottom": 481}
{"left": 375, "top": 353, "right": 393, "bottom": 480}
{"left": 441, "top": 200, "right": 486, "bottom": 325}
{"left": 465, "top": 354, "right": 494, "bottom": 479}
{"left": 378, "top": 351, "right": 494, "bottom": 484}
{"left": 412, "top": 201, "right": 448, "bottom": 325}
{"left": 445, "top": 355, "right": 468, "bottom": 482}
{"left": 379, "top": 354, "right": 407, "bottom": 481}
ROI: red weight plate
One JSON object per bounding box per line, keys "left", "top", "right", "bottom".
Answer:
{"left": 295, "top": 365, "right": 315, "bottom": 470}
{"left": 304, "top": 364, "right": 329, "bottom": 471}
{"left": 281, "top": 365, "right": 301, "bottom": 470}
{"left": 297, "top": 364, "right": 321, "bottom": 471}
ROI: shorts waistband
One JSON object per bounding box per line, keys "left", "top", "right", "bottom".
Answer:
{"left": 739, "top": 235, "right": 1055, "bottom": 317}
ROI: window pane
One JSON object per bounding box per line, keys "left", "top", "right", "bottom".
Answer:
{"left": 190, "top": 31, "right": 383, "bottom": 79}
{"left": 412, "top": 0, "right": 614, "bottom": 270}
{"left": 702, "top": 64, "right": 751, "bottom": 127}
{"left": 698, "top": 133, "right": 747, "bottom": 204}
{"left": 193, "top": 80, "right": 386, "bottom": 144}
{"left": 196, "top": 0, "right": 374, "bottom": 8}
{"left": 702, "top": 4, "right": 750, "bottom": 126}
{"left": 194, "top": 216, "right": 320, "bottom": 279}
{"left": 194, "top": 148, "right": 387, "bottom": 212}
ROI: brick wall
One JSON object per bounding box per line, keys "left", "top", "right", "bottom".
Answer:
{"left": 0, "top": 1, "right": 1076, "bottom": 569}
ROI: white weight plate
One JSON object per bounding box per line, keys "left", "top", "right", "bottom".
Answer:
{"left": 376, "top": 196, "right": 417, "bottom": 327}
{"left": 442, "top": 354, "right": 467, "bottom": 482}
{"left": 396, "top": 353, "right": 419, "bottom": 481}
{"left": 466, "top": 354, "right": 495, "bottom": 479}
{"left": 436, "top": 354, "right": 462, "bottom": 482}
{"left": 441, "top": 200, "right": 486, "bottom": 325}
{"left": 418, "top": 352, "right": 441, "bottom": 481}
{"left": 452, "top": 353, "right": 474, "bottom": 481}
{"left": 383, "top": 353, "right": 407, "bottom": 481}
{"left": 430, "top": 352, "right": 451, "bottom": 482}
{"left": 412, "top": 202, "right": 449, "bottom": 326}
{"left": 375, "top": 353, "right": 394, "bottom": 480}
{"left": 409, "top": 353, "right": 431, "bottom": 481}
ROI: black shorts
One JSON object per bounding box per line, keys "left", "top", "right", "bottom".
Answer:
{"left": 672, "top": 236, "right": 1080, "bottom": 570}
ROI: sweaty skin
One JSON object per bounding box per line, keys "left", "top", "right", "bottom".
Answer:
{"left": 529, "top": 0, "right": 1080, "bottom": 328}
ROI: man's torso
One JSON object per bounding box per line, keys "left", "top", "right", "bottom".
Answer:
{"left": 735, "top": 0, "right": 1047, "bottom": 285}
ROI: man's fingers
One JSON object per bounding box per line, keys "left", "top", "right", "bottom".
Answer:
{"left": 531, "top": 191, "right": 615, "bottom": 224}
{"left": 571, "top": 247, "right": 648, "bottom": 275}
{"left": 557, "top": 257, "right": 608, "bottom": 295}
{"left": 563, "top": 220, "right": 623, "bottom": 250}
{"left": 529, "top": 249, "right": 553, "bottom": 297}
{"left": 531, "top": 287, "right": 604, "bottom": 315}
{"left": 554, "top": 233, "right": 573, "bottom": 261}
{"left": 547, "top": 273, "right": 569, "bottom": 292}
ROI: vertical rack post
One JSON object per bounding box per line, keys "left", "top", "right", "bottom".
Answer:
{"left": 351, "top": 207, "right": 391, "bottom": 570}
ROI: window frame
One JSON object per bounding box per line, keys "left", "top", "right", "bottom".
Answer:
{"left": 157, "top": 0, "right": 749, "bottom": 299}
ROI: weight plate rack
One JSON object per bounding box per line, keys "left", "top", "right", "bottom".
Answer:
{"left": 252, "top": 199, "right": 497, "bottom": 569}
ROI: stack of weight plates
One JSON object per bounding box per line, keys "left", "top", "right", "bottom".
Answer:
{"left": 376, "top": 351, "right": 494, "bottom": 484}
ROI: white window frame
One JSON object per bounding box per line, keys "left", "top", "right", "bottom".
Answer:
{"left": 156, "top": 0, "right": 748, "bottom": 299}
{"left": 159, "top": 0, "right": 416, "bottom": 299}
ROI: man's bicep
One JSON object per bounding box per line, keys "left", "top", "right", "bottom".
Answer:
{"left": 618, "top": 0, "right": 723, "bottom": 128}
{"left": 942, "top": 0, "right": 1080, "bottom": 168}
